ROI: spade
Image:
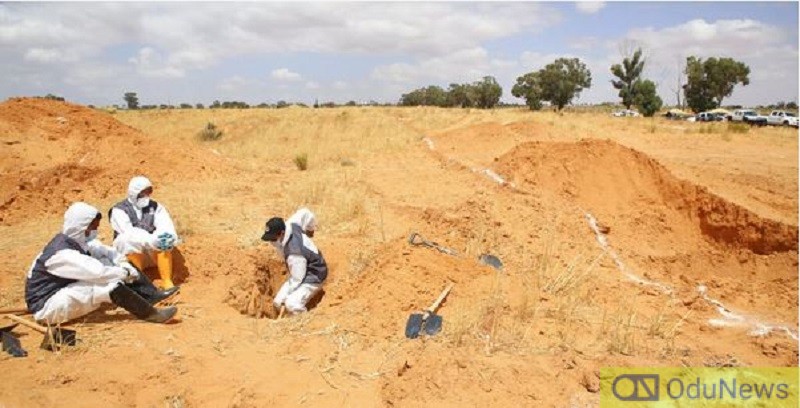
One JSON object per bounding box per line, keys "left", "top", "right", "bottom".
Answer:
{"left": 3, "top": 314, "right": 77, "bottom": 351}
{"left": 1, "top": 323, "right": 27, "bottom": 357}
{"left": 405, "top": 283, "right": 454, "bottom": 339}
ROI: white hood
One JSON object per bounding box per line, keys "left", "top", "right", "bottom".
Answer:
{"left": 289, "top": 207, "right": 317, "bottom": 232}
{"left": 62, "top": 202, "right": 99, "bottom": 242}
{"left": 127, "top": 176, "right": 152, "bottom": 203}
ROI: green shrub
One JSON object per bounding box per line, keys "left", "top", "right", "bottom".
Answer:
{"left": 198, "top": 122, "right": 223, "bottom": 141}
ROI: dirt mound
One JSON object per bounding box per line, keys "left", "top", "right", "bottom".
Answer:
{"left": 495, "top": 139, "right": 797, "bottom": 255}
{"left": 0, "top": 97, "right": 141, "bottom": 140}
{"left": 0, "top": 97, "right": 227, "bottom": 225}
{"left": 225, "top": 253, "right": 287, "bottom": 318}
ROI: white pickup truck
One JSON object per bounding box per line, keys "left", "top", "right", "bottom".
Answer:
{"left": 767, "top": 110, "right": 799, "bottom": 128}
{"left": 730, "top": 109, "right": 768, "bottom": 126}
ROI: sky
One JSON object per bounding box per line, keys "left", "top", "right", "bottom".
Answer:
{"left": 0, "top": 1, "right": 797, "bottom": 107}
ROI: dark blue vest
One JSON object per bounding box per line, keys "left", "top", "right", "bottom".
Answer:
{"left": 109, "top": 199, "right": 159, "bottom": 238}
{"left": 25, "top": 234, "right": 84, "bottom": 313}
{"left": 283, "top": 224, "right": 328, "bottom": 284}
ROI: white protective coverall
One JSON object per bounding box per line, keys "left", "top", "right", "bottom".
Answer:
{"left": 272, "top": 222, "right": 324, "bottom": 314}
{"left": 286, "top": 207, "right": 317, "bottom": 235}
{"left": 111, "top": 176, "right": 178, "bottom": 257}
{"left": 27, "top": 203, "right": 133, "bottom": 324}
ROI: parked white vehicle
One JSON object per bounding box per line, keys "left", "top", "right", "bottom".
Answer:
{"left": 767, "top": 110, "right": 799, "bottom": 127}
{"left": 611, "top": 109, "right": 640, "bottom": 117}
{"left": 730, "top": 109, "right": 768, "bottom": 126}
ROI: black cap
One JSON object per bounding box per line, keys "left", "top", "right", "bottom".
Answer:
{"left": 261, "top": 217, "right": 286, "bottom": 241}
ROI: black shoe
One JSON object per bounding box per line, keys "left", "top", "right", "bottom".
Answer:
{"left": 126, "top": 273, "right": 180, "bottom": 305}
{"left": 148, "top": 286, "right": 180, "bottom": 305}
{"left": 110, "top": 283, "right": 178, "bottom": 323}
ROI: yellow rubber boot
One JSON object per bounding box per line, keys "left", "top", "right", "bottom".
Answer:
{"left": 127, "top": 253, "right": 149, "bottom": 272}
{"left": 156, "top": 250, "right": 175, "bottom": 289}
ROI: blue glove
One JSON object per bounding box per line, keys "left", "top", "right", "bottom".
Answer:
{"left": 155, "top": 232, "right": 176, "bottom": 251}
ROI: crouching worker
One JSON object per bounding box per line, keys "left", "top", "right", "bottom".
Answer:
{"left": 110, "top": 176, "right": 180, "bottom": 289}
{"left": 261, "top": 217, "right": 327, "bottom": 315}
{"left": 25, "top": 202, "right": 178, "bottom": 325}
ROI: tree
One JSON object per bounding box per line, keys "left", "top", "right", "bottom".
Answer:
{"left": 683, "top": 56, "right": 750, "bottom": 112}
{"left": 123, "top": 92, "right": 139, "bottom": 109}
{"left": 473, "top": 76, "right": 502, "bottom": 109}
{"left": 446, "top": 83, "right": 474, "bottom": 108}
{"left": 512, "top": 57, "right": 592, "bottom": 110}
{"left": 610, "top": 48, "right": 645, "bottom": 109}
{"left": 633, "top": 80, "right": 663, "bottom": 117}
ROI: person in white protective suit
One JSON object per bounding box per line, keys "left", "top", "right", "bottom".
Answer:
{"left": 110, "top": 176, "right": 180, "bottom": 289}
{"left": 286, "top": 207, "right": 317, "bottom": 238}
{"left": 25, "top": 202, "right": 178, "bottom": 325}
{"left": 261, "top": 216, "right": 328, "bottom": 315}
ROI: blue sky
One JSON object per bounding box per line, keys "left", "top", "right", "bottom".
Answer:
{"left": 0, "top": 1, "right": 797, "bottom": 107}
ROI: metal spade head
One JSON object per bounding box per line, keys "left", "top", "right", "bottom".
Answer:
{"left": 1, "top": 326, "right": 27, "bottom": 358}
{"left": 423, "top": 314, "right": 443, "bottom": 336}
{"left": 478, "top": 254, "right": 503, "bottom": 270}
{"left": 40, "top": 327, "right": 77, "bottom": 351}
{"left": 405, "top": 313, "right": 424, "bottom": 339}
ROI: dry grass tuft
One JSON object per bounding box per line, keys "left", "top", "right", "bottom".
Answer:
{"left": 294, "top": 153, "right": 309, "bottom": 171}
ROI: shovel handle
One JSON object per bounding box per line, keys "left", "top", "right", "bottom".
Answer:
{"left": 426, "top": 283, "right": 454, "bottom": 314}
{"left": 3, "top": 314, "right": 48, "bottom": 334}
{"left": 0, "top": 307, "right": 29, "bottom": 315}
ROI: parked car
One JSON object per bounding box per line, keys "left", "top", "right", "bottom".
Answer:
{"left": 767, "top": 110, "right": 799, "bottom": 128}
{"left": 731, "top": 109, "right": 768, "bottom": 126}
{"left": 611, "top": 109, "right": 640, "bottom": 117}
{"left": 696, "top": 112, "right": 724, "bottom": 122}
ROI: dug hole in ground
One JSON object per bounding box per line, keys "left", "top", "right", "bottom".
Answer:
{"left": 0, "top": 98, "right": 797, "bottom": 407}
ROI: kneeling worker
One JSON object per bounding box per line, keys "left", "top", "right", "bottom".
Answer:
{"left": 261, "top": 217, "right": 328, "bottom": 314}
{"left": 25, "top": 202, "right": 177, "bottom": 325}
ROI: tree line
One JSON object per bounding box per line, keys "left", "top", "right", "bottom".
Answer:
{"left": 115, "top": 53, "right": 787, "bottom": 115}
{"left": 398, "top": 50, "right": 768, "bottom": 116}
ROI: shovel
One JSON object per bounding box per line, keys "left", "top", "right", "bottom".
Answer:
{"left": 1, "top": 323, "right": 27, "bottom": 357}
{"left": 408, "top": 232, "right": 503, "bottom": 271}
{"left": 405, "top": 283, "right": 454, "bottom": 339}
{"left": 3, "top": 314, "right": 77, "bottom": 351}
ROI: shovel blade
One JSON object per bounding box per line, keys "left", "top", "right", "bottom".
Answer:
{"left": 40, "top": 328, "right": 77, "bottom": 351}
{"left": 2, "top": 331, "right": 27, "bottom": 357}
{"left": 423, "top": 314, "right": 443, "bottom": 336}
{"left": 478, "top": 254, "right": 503, "bottom": 270}
{"left": 405, "top": 313, "right": 424, "bottom": 339}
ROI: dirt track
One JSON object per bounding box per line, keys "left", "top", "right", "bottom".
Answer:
{"left": 1, "top": 98, "right": 797, "bottom": 407}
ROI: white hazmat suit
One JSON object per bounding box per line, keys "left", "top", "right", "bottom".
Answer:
{"left": 26, "top": 203, "right": 136, "bottom": 324}
{"left": 110, "top": 176, "right": 180, "bottom": 288}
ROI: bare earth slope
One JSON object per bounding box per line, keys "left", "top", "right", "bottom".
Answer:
{"left": 0, "top": 101, "right": 796, "bottom": 407}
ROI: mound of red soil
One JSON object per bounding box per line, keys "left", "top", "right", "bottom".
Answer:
{"left": 495, "top": 139, "right": 797, "bottom": 255}
{"left": 0, "top": 97, "right": 225, "bottom": 225}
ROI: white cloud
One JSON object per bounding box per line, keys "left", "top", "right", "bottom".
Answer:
{"left": 372, "top": 47, "right": 501, "bottom": 84}
{"left": 575, "top": 2, "right": 606, "bottom": 15}
{"left": 24, "top": 48, "right": 78, "bottom": 64}
{"left": 217, "top": 76, "right": 248, "bottom": 92}
{"left": 271, "top": 68, "right": 302, "bottom": 81}
{"left": 128, "top": 47, "right": 185, "bottom": 78}
{"left": 305, "top": 81, "right": 320, "bottom": 90}
{"left": 332, "top": 81, "right": 347, "bottom": 90}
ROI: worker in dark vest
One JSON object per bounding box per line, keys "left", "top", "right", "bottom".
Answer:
{"left": 261, "top": 217, "right": 328, "bottom": 314}
{"left": 25, "top": 202, "right": 178, "bottom": 324}
{"left": 110, "top": 176, "right": 180, "bottom": 289}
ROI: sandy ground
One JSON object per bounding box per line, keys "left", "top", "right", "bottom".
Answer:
{"left": 0, "top": 99, "right": 797, "bottom": 407}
